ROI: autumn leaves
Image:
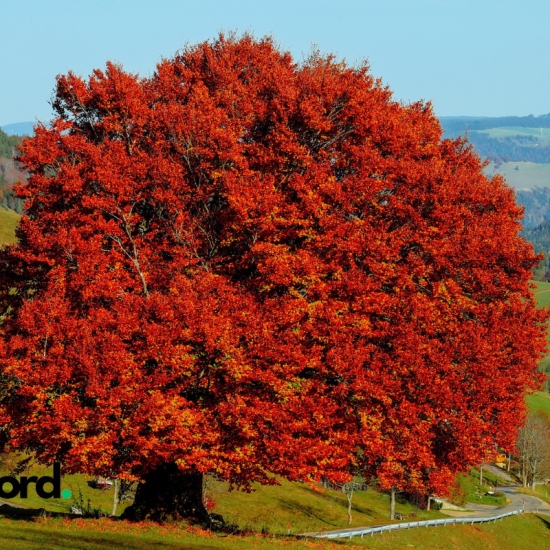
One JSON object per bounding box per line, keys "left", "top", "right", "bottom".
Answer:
{"left": 0, "top": 33, "right": 546, "bottom": 520}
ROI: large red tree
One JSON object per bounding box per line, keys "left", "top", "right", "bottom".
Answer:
{"left": 0, "top": 34, "right": 546, "bottom": 521}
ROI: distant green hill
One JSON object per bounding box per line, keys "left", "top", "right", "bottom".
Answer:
{"left": 526, "top": 391, "right": 550, "bottom": 416}
{"left": 440, "top": 115, "right": 550, "bottom": 164}
{"left": 440, "top": 114, "right": 550, "bottom": 135}
{"left": 484, "top": 161, "right": 550, "bottom": 190}
{"left": 480, "top": 162, "right": 550, "bottom": 230}
{"left": 0, "top": 127, "right": 22, "bottom": 159}
{"left": 0, "top": 121, "right": 34, "bottom": 137}
{"left": 479, "top": 126, "right": 550, "bottom": 143}
{"left": 532, "top": 280, "right": 550, "bottom": 308}
{"left": 531, "top": 282, "right": 550, "bottom": 383}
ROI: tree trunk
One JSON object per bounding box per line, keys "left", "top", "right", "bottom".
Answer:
{"left": 522, "top": 462, "right": 528, "bottom": 488}
{"left": 507, "top": 453, "right": 511, "bottom": 472}
{"left": 390, "top": 488, "right": 396, "bottom": 520}
{"left": 112, "top": 479, "right": 119, "bottom": 516}
{"left": 122, "top": 464, "right": 209, "bottom": 523}
{"left": 479, "top": 464, "right": 483, "bottom": 487}
{"left": 426, "top": 495, "right": 431, "bottom": 511}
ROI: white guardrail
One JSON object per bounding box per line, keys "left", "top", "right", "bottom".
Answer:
{"left": 312, "top": 510, "right": 523, "bottom": 540}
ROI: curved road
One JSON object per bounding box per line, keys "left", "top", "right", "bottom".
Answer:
{"left": 441, "top": 485, "right": 550, "bottom": 517}
{"left": 303, "top": 485, "right": 550, "bottom": 539}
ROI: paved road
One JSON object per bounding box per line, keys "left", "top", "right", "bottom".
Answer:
{"left": 483, "top": 463, "right": 515, "bottom": 483}
{"left": 443, "top": 485, "right": 550, "bottom": 518}
{"left": 303, "top": 485, "right": 550, "bottom": 539}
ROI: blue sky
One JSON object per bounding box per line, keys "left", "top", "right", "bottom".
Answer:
{"left": 1, "top": 0, "right": 549, "bottom": 126}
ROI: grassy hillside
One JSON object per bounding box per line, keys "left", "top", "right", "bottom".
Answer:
{"left": 0, "top": 455, "right": 514, "bottom": 536}
{"left": 212, "top": 478, "right": 445, "bottom": 534}
{"left": 348, "top": 514, "right": 550, "bottom": 549}
{"left": 528, "top": 283, "right": 550, "bottom": 408}
{"left": 0, "top": 208, "right": 20, "bottom": 245}
{"left": 478, "top": 126, "right": 550, "bottom": 143}
{"left": 483, "top": 161, "right": 550, "bottom": 189}
{"left": 531, "top": 281, "right": 550, "bottom": 374}
{"left": 526, "top": 392, "right": 550, "bottom": 416}
{"left": 0, "top": 513, "right": 547, "bottom": 550}
{"left": 456, "top": 468, "right": 508, "bottom": 507}
{"left": 0, "top": 455, "right": 131, "bottom": 517}
{"left": 532, "top": 280, "right": 550, "bottom": 309}
{"left": 0, "top": 455, "right": 445, "bottom": 530}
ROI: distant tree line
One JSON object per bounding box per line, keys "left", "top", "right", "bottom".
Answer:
{"left": 521, "top": 220, "right": 550, "bottom": 280}
{"left": 0, "top": 128, "right": 22, "bottom": 160}
{"left": 513, "top": 188, "right": 550, "bottom": 229}
{"left": 440, "top": 114, "right": 550, "bottom": 136}
{"left": 439, "top": 115, "right": 550, "bottom": 164}
{"left": 469, "top": 132, "right": 550, "bottom": 164}
{"left": 0, "top": 187, "right": 23, "bottom": 215}
{"left": 0, "top": 128, "right": 26, "bottom": 214}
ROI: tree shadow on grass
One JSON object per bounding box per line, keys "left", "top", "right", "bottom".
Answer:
{"left": 294, "top": 484, "right": 378, "bottom": 518}
{"left": 0, "top": 508, "right": 51, "bottom": 522}
{"left": 274, "top": 497, "right": 339, "bottom": 527}
{"left": 0, "top": 505, "right": 93, "bottom": 522}
{"left": 0, "top": 526, "right": 219, "bottom": 550}
{"left": 534, "top": 514, "right": 550, "bottom": 530}
{"left": 275, "top": 493, "right": 377, "bottom": 530}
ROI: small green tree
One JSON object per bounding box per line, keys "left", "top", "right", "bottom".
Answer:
{"left": 340, "top": 477, "right": 363, "bottom": 525}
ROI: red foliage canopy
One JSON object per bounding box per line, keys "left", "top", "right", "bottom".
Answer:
{"left": 0, "top": 34, "right": 546, "bottom": 499}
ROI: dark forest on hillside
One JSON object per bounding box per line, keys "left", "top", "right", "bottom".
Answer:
{"left": 440, "top": 114, "right": 550, "bottom": 135}
{"left": 0, "top": 129, "right": 25, "bottom": 214}
{"left": 440, "top": 114, "right": 550, "bottom": 164}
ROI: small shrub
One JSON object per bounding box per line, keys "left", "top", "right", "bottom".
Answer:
{"left": 66, "top": 486, "right": 104, "bottom": 518}
{"left": 396, "top": 493, "right": 408, "bottom": 505}
{"left": 448, "top": 478, "right": 468, "bottom": 507}
{"left": 431, "top": 500, "right": 443, "bottom": 511}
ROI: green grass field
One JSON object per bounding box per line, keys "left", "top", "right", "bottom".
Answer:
{"left": 456, "top": 468, "right": 508, "bottom": 507}
{"left": 531, "top": 281, "right": 550, "bottom": 375}
{"left": 526, "top": 392, "right": 550, "bottom": 416}
{"left": 212, "top": 478, "right": 445, "bottom": 534}
{"left": 478, "top": 126, "right": 550, "bottom": 143}
{"left": 0, "top": 455, "right": 516, "bottom": 549}
{"left": 0, "top": 455, "right": 445, "bottom": 530}
{"left": 532, "top": 280, "right": 550, "bottom": 309}
{"left": 0, "top": 455, "right": 131, "bottom": 517}
{"left": 0, "top": 513, "right": 547, "bottom": 550}
{"left": 0, "top": 208, "right": 20, "bottom": 246}
{"left": 483, "top": 161, "right": 550, "bottom": 190}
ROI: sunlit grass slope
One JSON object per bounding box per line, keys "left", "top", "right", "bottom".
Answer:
{"left": 527, "top": 283, "right": 550, "bottom": 414}
{"left": 0, "top": 207, "right": 19, "bottom": 245}
{"left": 0, "top": 456, "right": 130, "bottom": 516}
{"left": 1, "top": 457, "right": 446, "bottom": 529}
{"left": 526, "top": 392, "right": 550, "bottom": 416}
{"left": 532, "top": 280, "right": 550, "bottom": 308}
{"left": 479, "top": 126, "right": 550, "bottom": 143}
{"left": 349, "top": 514, "right": 550, "bottom": 550}
{"left": 484, "top": 161, "right": 550, "bottom": 189}
{"left": 456, "top": 467, "right": 508, "bottom": 507}
{"left": 531, "top": 281, "right": 550, "bottom": 373}
{"left": 211, "top": 477, "right": 445, "bottom": 534}
{"left": 0, "top": 513, "right": 547, "bottom": 550}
